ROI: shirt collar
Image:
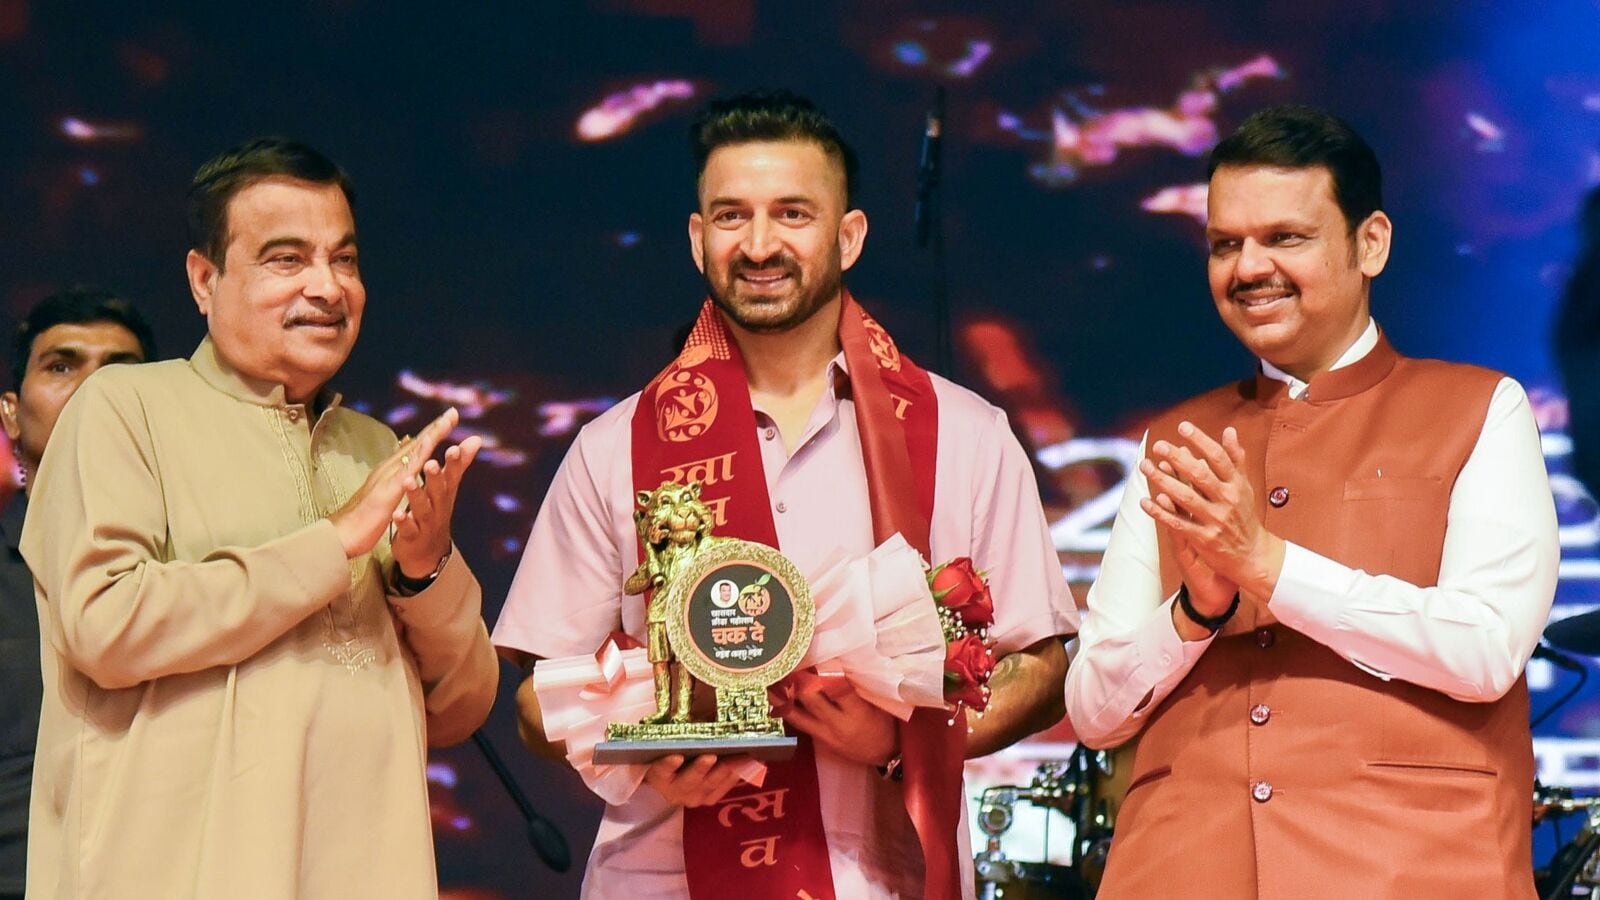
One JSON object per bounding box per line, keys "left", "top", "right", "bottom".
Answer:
{"left": 1259, "top": 317, "right": 1379, "bottom": 400}
{"left": 188, "top": 336, "right": 342, "bottom": 412}
{"left": 748, "top": 352, "right": 853, "bottom": 452}
{"left": 828, "top": 351, "right": 852, "bottom": 399}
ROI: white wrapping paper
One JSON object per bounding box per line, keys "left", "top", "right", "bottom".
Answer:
{"left": 801, "top": 532, "right": 948, "bottom": 720}
{"left": 531, "top": 641, "right": 766, "bottom": 805}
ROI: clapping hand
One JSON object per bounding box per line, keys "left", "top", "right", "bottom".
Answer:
{"left": 329, "top": 407, "right": 483, "bottom": 576}
{"left": 1138, "top": 422, "right": 1284, "bottom": 614}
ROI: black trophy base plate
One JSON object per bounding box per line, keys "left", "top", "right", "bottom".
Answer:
{"left": 592, "top": 735, "right": 798, "bottom": 765}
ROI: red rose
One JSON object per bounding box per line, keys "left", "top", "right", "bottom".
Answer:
{"left": 943, "top": 634, "right": 994, "bottom": 710}
{"left": 929, "top": 557, "right": 994, "bottom": 628}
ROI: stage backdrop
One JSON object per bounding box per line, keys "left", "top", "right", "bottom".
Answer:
{"left": 5, "top": 0, "right": 1600, "bottom": 894}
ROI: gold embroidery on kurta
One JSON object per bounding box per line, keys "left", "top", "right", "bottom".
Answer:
{"left": 269, "top": 407, "right": 376, "bottom": 673}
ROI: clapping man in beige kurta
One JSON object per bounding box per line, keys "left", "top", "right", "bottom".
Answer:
{"left": 22, "top": 138, "right": 498, "bottom": 899}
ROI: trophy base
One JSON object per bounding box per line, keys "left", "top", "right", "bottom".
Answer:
{"left": 593, "top": 734, "right": 798, "bottom": 764}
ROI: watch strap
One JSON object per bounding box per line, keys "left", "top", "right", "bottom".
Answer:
{"left": 391, "top": 547, "right": 452, "bottom": 597}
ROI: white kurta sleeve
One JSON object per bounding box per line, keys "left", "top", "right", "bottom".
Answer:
{"left": 1064, "top": 434, "right": 1217, "bottom": 748}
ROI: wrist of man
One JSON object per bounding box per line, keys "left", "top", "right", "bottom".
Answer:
{"left": 1176, "top": 584, "right": 1239, "bottom": 636}
{"left": 1171, "top": 599, "right": 1217, "bottom": 643}
{"left": 392, "top": 547, "right": 451, "bottom": 596}
{"left": 1241, "top": 533, "right": 1288, "bottom": 599}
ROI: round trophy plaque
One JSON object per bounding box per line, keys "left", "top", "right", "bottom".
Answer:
{"left": 663, "top": 539, "right": 813, "bottom": 691}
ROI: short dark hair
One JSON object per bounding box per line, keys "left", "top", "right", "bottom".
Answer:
{"left": 1207, "top": 105, "right": 1383, "bottom": 232}
{"left": 187, "top": 137, "right": 355, "bottom": 268}
{"left": 12, "top": 287, "right": 157, "bottom": 390}
{"left": 690, "top": 89, "right": 860, "bottom": 207}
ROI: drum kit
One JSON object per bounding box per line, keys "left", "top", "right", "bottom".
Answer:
{"left": 1534, "top": 609, "right": 1600, "bottom": 898}
{"left": 973, "top": 744, "right": 1125, "bottom": 899}
{"left": 973, "top": 609, "right": 1600, "bottom": 899}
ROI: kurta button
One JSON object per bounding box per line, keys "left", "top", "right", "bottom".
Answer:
{"left": 1268, "top": 486, "right": 1289, "bottom": 507}
{"left": 286, "top": 408, "right": 301, "bottom": 423}
{"left": 763, "top": 427, "right": 776, "bottom": 441}
{"left": 1256, "top": 628, "right": 1275, "bottom": 648}
{"left": 1252, "top": 781, "right": 1273, "bottom": 802}
{"left": 775, "top": 501, "right": 788, "bottom": 514}
{"left": 1250, "top": 704, "right": 1271, "bottom": 725}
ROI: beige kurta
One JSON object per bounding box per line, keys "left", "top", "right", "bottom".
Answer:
{"left": 21, "top": 337, "right": 498, "bottom": 899}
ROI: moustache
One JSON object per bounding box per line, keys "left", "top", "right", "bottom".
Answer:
{"left": 730, "top": 255, "right": 801, "bottom": 279}
{"left": 283, "top": 310, "right": 348, "bottom": 327}
{"left": 1229, "top": 277, "right": 1296, "bottom": 300}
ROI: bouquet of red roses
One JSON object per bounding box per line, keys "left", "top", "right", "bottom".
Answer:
{"left": 927, "top": 557, "right": 996, "bottom": 715}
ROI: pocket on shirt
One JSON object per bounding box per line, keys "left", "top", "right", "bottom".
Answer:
{"left": 1374, "top": 682, "right": 1496, "bottom": 773}
{"left": 1340, "top": 475, "right": 1449, "bottom": 581}
{"left": 1342, "top": 475, "right": 1444, "bottom": 501}
{"left": 1122, "top": 764, "right": 1172, "bottom": 797}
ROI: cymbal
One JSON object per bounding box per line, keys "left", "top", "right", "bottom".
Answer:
{"left": 1545, "top": 609, "right": 1600, "bottom": 655}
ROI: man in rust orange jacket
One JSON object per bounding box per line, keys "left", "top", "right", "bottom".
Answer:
{"left": 1065, "top": 105, "right": 1559, "bottom": 898}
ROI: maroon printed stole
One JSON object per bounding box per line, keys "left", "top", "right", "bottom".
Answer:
{"left": 629, "top": 291, "right": 966, "bottom": 900}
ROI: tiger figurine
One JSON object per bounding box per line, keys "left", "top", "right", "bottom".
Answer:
{"left": 624, "top": 481, "right": 726, "bottom": 724}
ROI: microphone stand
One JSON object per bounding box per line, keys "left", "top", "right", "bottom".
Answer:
{"left": 914, "top": 86, "right": 951, "bottom": 375}
{"left": 470, "top": 729, "right": 573, "bottom": 873}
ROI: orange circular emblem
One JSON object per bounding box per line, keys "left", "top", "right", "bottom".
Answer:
{"left": 863, "top": 318, "right": 902, "bottom": 372}
{"left": 738, "top": 586, "right": 772, "bottom": 617}
{"left": 656, "top": 368, "right": 719, "bottom": 442}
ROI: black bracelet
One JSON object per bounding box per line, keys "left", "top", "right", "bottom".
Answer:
{"left": 1177, "top": 584, "right": 1240, "bottom": 634}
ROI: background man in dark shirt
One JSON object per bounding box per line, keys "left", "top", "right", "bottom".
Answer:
{"left": 0, "top": 288, "right": 155, "bottom": 899}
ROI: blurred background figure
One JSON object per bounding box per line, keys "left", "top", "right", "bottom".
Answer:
{"left": 0, "top": 287, "right": 155, "bottom": 900}
{"left": 1555, "top": 186, "right": 1600, "bottom": 496}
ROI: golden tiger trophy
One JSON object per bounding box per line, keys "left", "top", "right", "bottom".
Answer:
{"left": 592, "top": 481, "right": 814, "bottom": 764}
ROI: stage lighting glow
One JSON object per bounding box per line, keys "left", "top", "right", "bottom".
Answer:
{"left": 877, "top": 17, "right": 996, "bottom": 79}
{"left": 395, "top": 371, "right": 516, "bottom": 419}
{"left": 1008, "top": 55, "right": 1286, "bottom": 187}
{"left": 892, "top": 41, "right": 928, "bottom": 66}
{"left": 57, "top": 116, "right": 142, "bottom": 142}
{"left": 1140, "top": 183, "right": 1210, "bottom": 225}
{"left": 426, "top": 762, "right": 458, "bottom": 787}
{"left": 1465, "top": 111, "right": 1506, "bottom": 152}
{"left": 476, "top": 448, "right": 528, "bottom": 468}
{"left": 575, "top": 80, "right": 696, "bottom": 142}
{"left": 537, "top": 398, "right": 616, "bottom": 436}
{"left": 947, "top": 40, "right": 992, "bottom": 78}
{"left": 385, "top": 403, "right": 419, "bottom": 426}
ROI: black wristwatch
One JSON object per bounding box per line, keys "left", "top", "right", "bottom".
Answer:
{"left": 1177, "top": 584, "right": 1240, "bottom": 634}
{"left": 391, "top": 548, "right": 452, "bottom": 597}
